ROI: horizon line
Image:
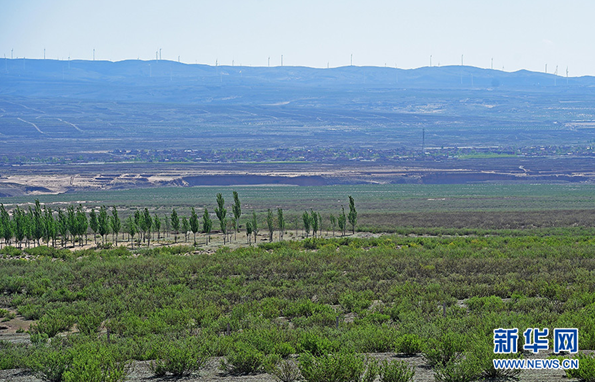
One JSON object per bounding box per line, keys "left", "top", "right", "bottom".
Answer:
{"left": 2, "top": 57, "right": 589, "bottom": 78}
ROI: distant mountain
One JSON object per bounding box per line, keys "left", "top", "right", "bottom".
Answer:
{"left": 1, "top": 59, "right": 595, "bottom": 104}
{"left": 2, "top": 59, "right": 595, "bottom": 154}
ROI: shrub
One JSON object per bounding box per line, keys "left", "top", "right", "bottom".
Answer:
{"left": 339, "top": 291, "right": 374, "bottom": 313}
{"left": 565, "top": 352, "right": 595, "bottom": 382}
{"left": 31, "top": 311, "right": 75, "bottom": 338}
{"left": 24, "top": 246, "right": 71, "bottom": 259}
{"left": 394, "top": 334, "right": 422, "bottom": 355}
{"left": 0, "top": 341, "right": 29, "bottom": 370}
{"left": 422, "top": 332, "right": 466, "bottom": 367}
{"left": 150, "top": 337, "right": 209, "bottom": 377}
{"left": 433, "top": 356, "right": 480, "bottom": 382}
{"left": 77, "top": 313, "right": 104, "bottom": 336}
{"left": 298, "top": 351, "right": 365, "bottom": 382}
{"left": 466, "top": 296, "right": 505, "bottom": 313}
{"left": 378, "top": 359, "right": 415, "bottom": 382}
{"left": 63, "top": 343, "right": 129, "bottom": 382}
{"left": 275, "top": 342, "right": 296, "bottom": 358}
{"left": 362, "top": 358, "right": 379, "bottom": 382}
{"left": 0, "top": 246, "right": 22, "bottom": 257}
{"left": 471, "top": 339, "right": 521, "bottom": 381}
{"left": 27, "top": 344, "right": 73, "bottom": 382}
{"left": 297, "top": 332, "right": 336, "bottom": 356}
{"left": 221, "top": 342, "right": 265, "bottom": 375}
{"left": 268, "top": 359, "right": 301, "bottom": 382}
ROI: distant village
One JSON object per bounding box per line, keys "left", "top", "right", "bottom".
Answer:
{"left": 2, "top": 145, "right": 595, "bottom": 166}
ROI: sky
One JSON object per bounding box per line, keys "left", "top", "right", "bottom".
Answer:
{"left": 1, "top": 0, "right": 594, "bottom": 76}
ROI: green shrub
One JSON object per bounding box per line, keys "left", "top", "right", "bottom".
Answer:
{"left": 27, "top": 344, "right": 73, "bottom": 382}
{"left": 63, "top": 343, "right": 129, "bottom": 382}
{"left": 150, "top": 337, "right": 209, "bottom": 377}
{"left": 298, "top": 351, "right": 365, "bottom": 382}
{"left": 378, "top": 359, "right": 415, "bottom": 382}
{"left": 221, "top": 342, "right": 265, "bottom": 375}
{"left": 433, "top": 356, "right": 480, "bottom": 382}
{"left": 30, "top": 333, "right": 49, "bottom": 345}
{"left": 394, "top": 334, "right": 422, "bottom": 355}
{"left": 297, "top": 332, "right": 336, "bottom": 356}
{"left": 422, "top": 332, "right": 466, "bottom": 367}
{"left": 339, "top": 291, "right": 374, "bottom": 313}
{"left": 471, "top": 339, "right": 521, "bottom": 381}
{"left": 0, "top": 341, "right": 29, "bottom": 370}
{"left": 24, "top": 246, "right": 71, "bottom": 259}
{"left": 565, "top": 352, "right": 595, "bottom": 382}
{"left": 362, "top": 358, "right": 379, "bottom": 382}
{"left": 0, "top": 246, "right": 22, "bottom": 257}
{"left": 275, "top": 342, "right": 296, "bottom": 358}
{"left": 268, "top": 359, "right": 301, "bottom": 382}
{"left": 77, "top": 313, "right": 104, "bottom": 336}
{"left": 31, "top": 311, "right": 75, "bottom": 338}
{"left": 466, "top": 296, "right": 505, "bottom": 312}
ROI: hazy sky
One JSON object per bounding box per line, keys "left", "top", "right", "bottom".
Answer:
{"left": 1, "top": 0, "right": 594, "bottom": 76}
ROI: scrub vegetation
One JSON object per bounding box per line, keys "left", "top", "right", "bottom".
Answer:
{"left": 1, "top": 230, "right": 594, "bottom": 380}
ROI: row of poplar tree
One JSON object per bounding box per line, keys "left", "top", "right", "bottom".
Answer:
{"left": 0, "top": 193, "right": 357, "bottom": 249}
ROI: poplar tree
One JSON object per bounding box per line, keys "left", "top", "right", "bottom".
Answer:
{"left": 143, "top": 208, "right": 152, "bottom": 247}
{"left": 164, "top": 215, "right": 170, "bottom": 240}
{"left": 0, "top": 204, "right": 12, "bottom": 247}
{"left": 33, "top": 200, "right": 44, "bottom": 246}
{"left": 154, "top": 214, "right": 161, "bottom": 241}
{"left": 302, "top": 211, "right": 311, "bottom": 238}
{"left": 98, "top": 206, "right": 109, "bottom": 245}
{"left": 190, "top": 207, "right": 199, "bottom": 245}
{"left": 266, "top": 209, "right": 275, "bottom": 242}
{"left": 67, "top": 205, "right": 76, "bottom": 246}
{"left": 126, "top": 215, "right": 136, "bottom": 249}
{"left": 137, "top": 210, "right": 146, "bottom": 244}
{"left": 76, "top": 205, "right": 88, "bottom": 246}
{"left": 329, "top": 214, "right": 337, "bottom": 237}
{"left": 110, "top": 207, "right": 121, "bottom": 246}
{"left": 182, "top": 217, "right": 190, "bottom": 243}
{"left": 25, "top": 208, "right": 34, "bottom": 248}
{"left": 246, "top": 221, "right": 253, "bottom": 245}
{"left": 57, "top": 208, "right": 68, "bottom": 247}
{"left": 44, "top": 206, "right": 57, "bottom": 247}
{"left": 14, "top": 207, "right": 25, "bottom": 249}
{"left": 251, "top": 211, "right": 259, "bottom": 243}
{"left": 338, "top": 206, "right": 347, "bottom": 237}
{"left": 171, "top": 209, "right": 180, "bottom": 243}
{"left": 311, "top": 209, "right": 319, "bottom": 238}
{"left": 215, "top": 193, "right": 227, "bottom": 244}
{"left": 89, "top": 208, "right": 98, "bottom": 244}
{"left": 232, "top": 191, "right": 242, "bottom": 240}
{"left": 277, "top": 208, "right": 285, "bottom": 241}
{"left": 348, "top": 196, "right": 357, "bottom": 234}
{"left": 202, "top": 208, "right": 212, "bottom": 245}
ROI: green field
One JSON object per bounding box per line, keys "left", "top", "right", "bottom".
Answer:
{"left": 6, "top": 183, "right": 595, "bottom": 212}
{"left": 4, "top": 183, "right": 595, "bottom": 234}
